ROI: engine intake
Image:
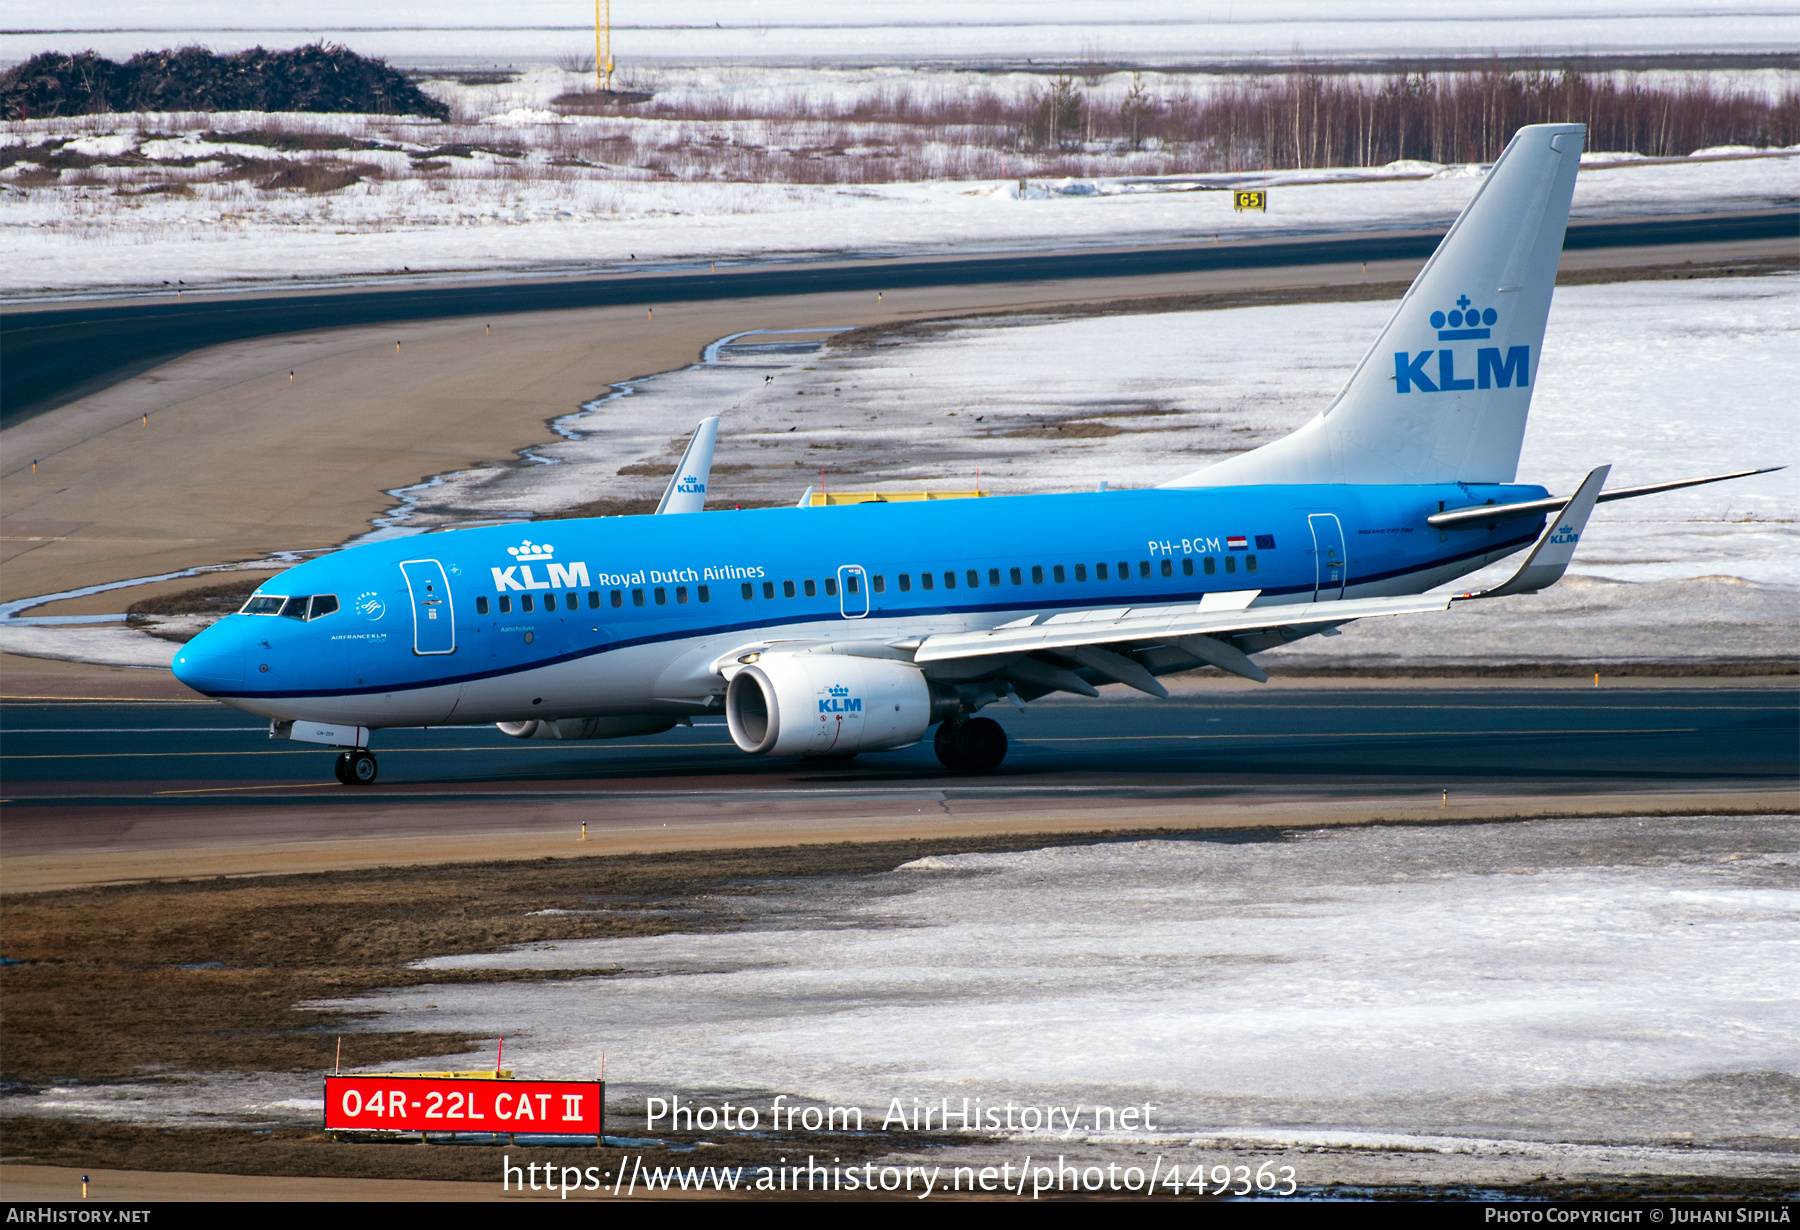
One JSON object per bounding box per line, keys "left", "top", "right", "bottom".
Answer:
{"left": 726, "top": 656, "right": 935, "bottom": 756}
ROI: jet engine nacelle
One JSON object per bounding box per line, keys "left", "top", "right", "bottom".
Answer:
{"left": 497, "top": 715, "right": 678, "bottom": 740}
{"left": 726, "top": 655, "right": 935, "bottom": 756}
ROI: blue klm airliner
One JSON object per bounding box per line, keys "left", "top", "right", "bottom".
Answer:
{"left": 172, "top": 124, "right": 1772, "bottom": 784}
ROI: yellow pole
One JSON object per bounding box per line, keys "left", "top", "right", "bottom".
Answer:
{"left": 595, "top": 0, "right": 612, "bottom": 93}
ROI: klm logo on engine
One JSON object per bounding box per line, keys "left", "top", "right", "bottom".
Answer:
{"left": 1394, "top": 295, "right": 1529, "bottom": 394}
{"left": 819, "top": 684, "right": 862, "bottom": 714}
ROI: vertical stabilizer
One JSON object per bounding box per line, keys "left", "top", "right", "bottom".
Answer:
{"left": 655, "top": 416, "right": 720, "bottom": 514}
{"left": 1165, "top": 123, "right": 1584, "bottom": 488}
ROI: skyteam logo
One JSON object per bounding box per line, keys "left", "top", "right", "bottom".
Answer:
{"left": 493, "top": 538, "right": 589, "bottom": 591}
{"left": 354, "top": 591, "right": 385, "bottom": 621}
{"left": 1396, "top": 294, "right": 1529, "bottom": 394}
{"left": 819, "top": 684, "right": 862, "bottom": 715}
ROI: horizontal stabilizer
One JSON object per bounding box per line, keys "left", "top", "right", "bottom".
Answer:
{"left": 1463, "top": 465, "right": 1608, "bottom": 599}
{"left": 655, "top": 416, "right": 720, "bottom": 514}
{"left": 1428, "top": 466, "right": 1782, "bottom": 529}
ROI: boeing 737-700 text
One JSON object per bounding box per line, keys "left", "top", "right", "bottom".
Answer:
{"left": 172, "top": 124, "right": 1778, "bottom": 785}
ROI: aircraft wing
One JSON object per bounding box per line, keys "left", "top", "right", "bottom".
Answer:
{"left": 911, "top": 591, "right": 1450, "bottom": 666}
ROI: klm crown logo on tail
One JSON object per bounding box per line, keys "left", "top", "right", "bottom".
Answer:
{"left": 1395, "top": 295, "right": 1530, "bottom": 394}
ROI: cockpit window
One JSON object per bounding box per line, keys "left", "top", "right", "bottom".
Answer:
{"left": 243, "top": 593, "right": 341, "bottom": 620}
{"left": 279, "top": 597, "right": 310, "bottom": 620}
{"left": 308, "top": 594, "right": 339, "bottom": 620}
{"left": 242, "top": 595, "right": 285, "bottom": 615}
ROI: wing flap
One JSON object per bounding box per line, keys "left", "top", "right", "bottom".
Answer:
{"left": 913, "top": 593, "right": 1451, "bottom": 663}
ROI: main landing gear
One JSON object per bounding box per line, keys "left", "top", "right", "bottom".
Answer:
{"left": 934, "top": 717, "right": 1008, "bottom": 773}
{"left": 334, "top": 749, "right": 378, "bottom": 786}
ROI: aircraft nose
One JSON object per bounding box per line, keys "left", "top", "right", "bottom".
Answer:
{"left": 172, "top": 622, "right": 245, "bottom": 692}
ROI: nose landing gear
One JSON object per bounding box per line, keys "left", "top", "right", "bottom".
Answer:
{"left": 934, "top": 716, "right": 1008, "bottom": 773}
{"left": 334, "top": 749, "right": 379, "bottom": 785}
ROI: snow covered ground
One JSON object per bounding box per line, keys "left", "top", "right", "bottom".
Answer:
{"left": 23, "top": 814, "right": 1797, "bottom": 1186}
{"left": 3, "top": 96, "right": 1794, "bottom": 299}
{"left": 5, "top": 1, "right": 1799, "bottom": 67}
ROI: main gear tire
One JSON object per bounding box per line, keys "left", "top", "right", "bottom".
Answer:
{"left": 935, "top": 717, "right": 1007, "bottom": 772}
{"left": 344, "top": 749, "right": 378, "bottom": 785}
{"left": 333, "top": 751, "right": 353, "bottom": 784}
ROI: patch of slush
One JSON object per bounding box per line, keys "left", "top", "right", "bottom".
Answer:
{"left": 334, "top": 815, "right": 1800, "bottom": 1149}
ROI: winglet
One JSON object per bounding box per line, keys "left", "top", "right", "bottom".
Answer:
{"left": 655, "top": 417, "right": 720, "bottom": 514}
{"left": 1467, "top": 464, "right": 1609, "bottom": 598}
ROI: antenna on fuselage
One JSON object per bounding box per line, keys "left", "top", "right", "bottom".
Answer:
{"left": 655, "top": 416, "right": 720, "bottom": 514}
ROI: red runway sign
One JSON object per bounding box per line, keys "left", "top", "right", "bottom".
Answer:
{"left": 325, "top": 1076, "right": 604, "bottom": 1137}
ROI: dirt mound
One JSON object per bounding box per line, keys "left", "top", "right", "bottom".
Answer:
{"left": 1, "top": 44, "right": 449, "bottom": 120}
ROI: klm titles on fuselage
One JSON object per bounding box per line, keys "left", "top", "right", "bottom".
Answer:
{"left": 1395, "top": 295, "right": 1530, "bottom": 395}
{"left": 489, "top": 539, "right": 766, "bottom": 593}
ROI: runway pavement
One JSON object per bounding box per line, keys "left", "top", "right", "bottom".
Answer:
{"left": 3, "top": 681, "right": 1793, "bottom": 890}
{"left": 5, "top": 210, "right": 1794, "bottom": 427}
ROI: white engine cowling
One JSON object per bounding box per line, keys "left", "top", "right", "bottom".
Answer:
{"left": 497, "top": 715, "right": 678, "bottom": 741}
{"left": 726, "top": 656, "right": 931, "bottom": 756}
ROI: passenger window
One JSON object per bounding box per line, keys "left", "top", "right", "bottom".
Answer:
{"left": 1161, "top": 559, "right": 1173, "bottom": 578}
{"left": 655, "top": 587, "right": 667, "bottom": 604}
{"left": 522, "top": 595, "right": 534, "bottom": 612}
{"left": 1224, "top": 556, "right": 1237, "bottom": 574}
{"left": 242, "top": 595, "right": 285, "bottom": 615}
{"left": 633, "top": 589, "right": 645, "bottom": 606}
{"left": 1246, "top": 554, "right": 1258, "bottom": 573}
{"left": 844, "top": 575, "right": 857, "bottom": 594}
{"left": 309, "top": 594, "right": 339, "bottom": 619}
{"left": 699, "top": 585, "right": 711, "bottom": 602}
{"left": 783, "top": 580, "right": 796, "bottom": 598}
{"left": 898, "top": 574, "right": 912, "bottom": 592}
{"left": 499, "top": 595, "right": 512, "bottom": 614}
{"left": 943, "top": 571, "right": 956, "bottom": 589}
{"left": 742, "top": 582, "right": 754, "bottom": 599}
{"left": 612, "top": 589, "right": 624, "bottom": 607}
{"left": 1096, "top": 562, "right": 1109, "bottom": 580}
{"left": 1031, "top": 565, "right": 1044, "bottom": 584}
{"left": 825, "top": 577, "right": 837, "bottom": 597}
{"left": 1204, "top": 557, "right": 1216, "bottom": 575}
{"left": 567, "top": 591, "right": 577, "bottom": 608}
{"left": 1139, "top": 561, "right": 1151, "bottom": 578}
{"left": 763, "top": 581, "right": 776, "bottom": 599}
{"left": 1010, "top": 567, "right": 1022, "bottom": 585}
{"left": 476, "top": 596, "right": 490, "bottom": 615}
{"left": 966, "top": 570, "right": 979, "bottom": 588}
{"left": 588, "top": 591, "right": 600, "bottom": 608}
{"left": 279, "top": 596, "right": 309, "bottom": 620}
{"left": 1182, "top": 558, "right": 1194, "bottom": 577}
{"left": 988, "top": 568, "right": 1000, "bottom": 586}
{"left": 804, "top": 579, "right": 817, "bottom": 597}
{"left": 1074, "top": 564, "right": 1087, "bottom": 582}
{"left": 872, "top": 575, "right": 885, "bottom": 594}
{"left": 1053, "top": 565, "right": 1066, "bottom": 583}
{"left": 921, "top": 573, "right": 935, "bottom": 591}
{"left": 544, "top": 593, "right": 557, "bottom": 611}
{"left": 676, "top": 586, "right": 688, "bottom": 604}
{"left": 1118, "top": 561, "right": 1130, "bottom": 579}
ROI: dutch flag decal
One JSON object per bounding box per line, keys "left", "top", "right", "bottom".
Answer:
{"left": 1226, "top": 536, "right": 1248, "bottom": 551}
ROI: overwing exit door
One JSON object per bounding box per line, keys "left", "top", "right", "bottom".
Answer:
{"left": 399, "top": 559, "right": 456, "bottom": 654}
{"left": 1307, "top": 514, "right": 1346, "bottom": 601}
{"left": 837, "top": 564, "right": 869, "bottom": 618}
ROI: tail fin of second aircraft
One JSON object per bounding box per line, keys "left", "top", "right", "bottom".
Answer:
{"left": 1165, "top": 122, "right": 1584, "bottom": 488}
{"left": 655, "top": 416, "right": 720, "bottom": 514}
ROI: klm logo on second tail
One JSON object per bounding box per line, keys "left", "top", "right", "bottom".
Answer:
{"left": 819, "top": 684, "right": 862, "bottom": 715}
{"left": 1395, "top": 295, "right": 1529, "bottom": 394}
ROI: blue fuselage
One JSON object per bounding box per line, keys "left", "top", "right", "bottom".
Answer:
{"left": 172, "top": 482, "right": 1546, "bottom": 726}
